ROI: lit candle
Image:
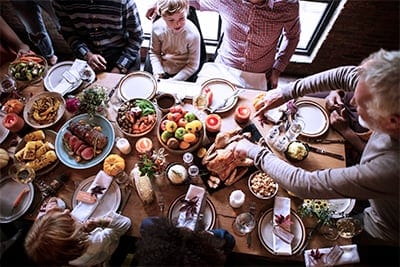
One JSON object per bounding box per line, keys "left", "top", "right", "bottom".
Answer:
{"left": 229, "top": 190, "right": 245, "bottom": 208}
{"left": 2, "top": 113, "right": 25, "bottom": 133}
{"left": 234, "top": 105, "right": 251, "bottom": 124}
{"left": 115, "top": 137, "right": 132, "bottom": 155}
{"left": 135, "top": 137, "right": 153, "bottom": 154}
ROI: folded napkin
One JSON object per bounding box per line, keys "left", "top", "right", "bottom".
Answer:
{"left": 71, "top": 170, "right": 113, "bottom": 222}
{"left": 304, "top": 244, "right": 360, "bottom": 267}
{"left": 273, "top": 196, "right": 292, "bottom": 255}
{"left": 176, "top": 184, "right": 206, "bottom": 231}
{"left": 53, "top": 59, "right": 87, "bottom": 95}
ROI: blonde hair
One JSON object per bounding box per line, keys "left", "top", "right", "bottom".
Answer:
{"left": 25, "top": 210, "right": 89, "bottom": 266}
{"left": 157, "top": 0, "right": 189, "bottom": 17}
{"left": 358, "top": 49, "right": 400, "bottom": 121}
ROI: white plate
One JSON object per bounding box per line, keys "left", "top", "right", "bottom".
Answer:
{"left": 118, "top": 71, "right": 157, "bottom": 101}
{"left": 258, "top": 208, "right": 306, "bottom": 255}
{"left": 23, "top": 91, "right": 66, "bottom": 129}
{"left": 72, "top": 176, "right": 121, "bottom": 219}
{"left": 55, "top": 114, "right": 115, "bottom": 169}
{"left": 201, "top": 78, "right": 238, "bottom": 113}
{"left": 0, "top": 176, "right": 34, "bottom": 223}
{"left": 168, "top": 193, "right": 216, "bottom": 230}
{"left": 327, "top": 199, "right": 356, "bottom": 218}
{"left": 0, "top": 113, "right": 9, "bottom": 144}
{"left": 44, "top": 61, "right": 82, "bottom": 94}
{"left": 294, "top": 100, "right": 329, "bottom": 138}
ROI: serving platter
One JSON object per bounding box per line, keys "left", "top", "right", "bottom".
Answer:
{"left": 294, "top": 99, "right": 329, "bottom": 138}
{"left": 258, "top": 208, "right": 306, "bottom": 255}
{"left": 23, "top": 91, "right": 65, "bottom": 129}
{"left": 118, "top": 71, "right": 157, "bottom": 101}
{"left": 0, "top": 113, "right": 9, "bottom": 144}
{"left": 327, "top": 198, "right": 356, "bottom": 218}
{"left": 201, "top": 78, "right": 238, "bottom": 113}
{"left": 0, "top": 176, "right": 34, "bottom": 223}
{"left": 15, "top": 129, "right": 59, "bottom": 177}
{"left": 168, "top": 193, "right": 216, "bottom": 231}
{"left": 44, "top": 61, "right": 82, "bottom": 95}
{"left": 72, "top": 176, "right": 121, "bottom": 219}
{"left": 55, "top": 114, "right": 115, "bottom": 169}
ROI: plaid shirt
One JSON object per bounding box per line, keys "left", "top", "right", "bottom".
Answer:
{"left": 53, "top": 0, "right": 143, "bottom": 69}
{"left": 190, "top": 0, "right": 300, "bottom": 73}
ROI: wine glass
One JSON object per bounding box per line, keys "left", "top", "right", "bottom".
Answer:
{"left": 192, "top": 92, "right": 208, "bottom": 120}
{"left": 232, "top": 212, "right": 256, "bottom": 236}
{"left": 8, "top": 163, "right": 36, "bottom": 184}
{"left": 285, "top": 118, "right": 305, "bottom": 141}
{"left": 336, "top": 217, "right": 363, "bottom": 238}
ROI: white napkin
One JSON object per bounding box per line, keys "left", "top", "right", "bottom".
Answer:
{"left": 177, "top": 184, "right": 206, "bottom": 231}
{"left": 273, "top": 196, "right": 292, "bottom": 255}
{"left": 304, "top": 244, "right": 360, "bottom": 267}
{"left": 53, "top": 59, "right": 87, "bottom": 95}
{"left": 71, "top": 170, "right": 113, "bottom": 222}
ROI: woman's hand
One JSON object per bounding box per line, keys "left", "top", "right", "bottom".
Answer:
{"left": 254, "top": 88, "right": 286, "bottom": 118}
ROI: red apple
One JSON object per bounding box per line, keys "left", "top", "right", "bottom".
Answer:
{"left": 160, "top": 119, "right": 169, "bottom": 131}
{"left": 178, "top": 117, "right": 187, "bottom": 127}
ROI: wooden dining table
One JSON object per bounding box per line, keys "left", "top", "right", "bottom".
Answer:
{"left": 0, "top": 70, "right": 352, "bottom": 263}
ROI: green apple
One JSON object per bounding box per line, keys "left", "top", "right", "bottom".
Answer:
{"left": 184, "top": 112, "right": 196, "bottom": 122}
{"left": 161, "top": 130, "right": 172, "bottom": 143}
{"left": 174, "top": 127, "right": 187, "bottom": 140}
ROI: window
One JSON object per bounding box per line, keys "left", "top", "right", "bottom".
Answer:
{"left": 135, "top": 0, "right": 345, "bottom": 62}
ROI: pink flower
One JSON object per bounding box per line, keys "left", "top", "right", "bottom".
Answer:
{"left": 66, "top": 97, "right": 80, "bottom": 113}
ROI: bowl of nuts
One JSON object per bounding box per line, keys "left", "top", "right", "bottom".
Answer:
{"left": 248, "top": 171, "right": 278, "bottom": 200}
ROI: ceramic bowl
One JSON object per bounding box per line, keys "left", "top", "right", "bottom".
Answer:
{"left": 248, "top": 170, "right": 278, "bottom": 200}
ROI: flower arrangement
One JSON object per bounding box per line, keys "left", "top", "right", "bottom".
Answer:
{"left": 137, "top": 148, "right": 167, "bottom": 179}
{"left": 298, "top": 199, "right": 335, "bottom": 226}
{"left": 66, "top": 85, "right": 109, "bottom": 117}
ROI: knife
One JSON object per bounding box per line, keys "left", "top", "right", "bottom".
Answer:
{"left": 118, "top": 186, "right": 132, "bottom": 214}
{"left": 108, "top": 75, "right": 126, "bottom": 99}
{"left": 308, "top": 145, "right": 344, "bottom": 161}
{"left": 209, "top": 89, "right": 244, "bottom": 113}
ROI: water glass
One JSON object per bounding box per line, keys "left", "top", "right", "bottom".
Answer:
{"left": 8, "top": 163, "right": 35, "bottom": 184}
{"left": 286, "top": 119, "right": 305, "bottom": 141}
{"left": 232, "top": 212, "right": 256, "bottom": 236}
{"left": 336, "top": 217, "right": 363, "bottom": 238}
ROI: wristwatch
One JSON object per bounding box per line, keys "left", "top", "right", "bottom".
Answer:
{"left": 117, "top": 64, "right": 128, "bottom": 74}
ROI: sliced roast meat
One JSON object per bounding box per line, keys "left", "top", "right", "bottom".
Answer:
{"left": 69, "top": 121, "right": 108, "bottom": 149}
{"left": 81, "top": 147, "right": 94, "bottom": 160}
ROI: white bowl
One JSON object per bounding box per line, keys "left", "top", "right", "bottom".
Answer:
{"left": 248, "top": 171, "right": 278, "bottom": 200}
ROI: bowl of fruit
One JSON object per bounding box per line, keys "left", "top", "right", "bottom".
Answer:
{"left": 116, "top": 98, "right": 157, "bottom": 137}
{"left": 157, "top": 105, "right": 204, "bottom": 154}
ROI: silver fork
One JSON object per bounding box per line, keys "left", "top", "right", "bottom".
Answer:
{"left": 158, "top": 195, "right": 165, "bottom": 216}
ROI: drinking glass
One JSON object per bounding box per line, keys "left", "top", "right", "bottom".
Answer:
{"left": 8, "top": 163, "right": 36, "bottom": 184}
{"left": 192, "top": 92, "right": 208, "bottom": 120}
{"left": 286, "top": 118, "right": 305, "bottom": 141}
{"left": 336, "top": 217, "right": 363, "bottom": 238}
{"left": 232, "top": 212, "right": 256, "bottom": 236}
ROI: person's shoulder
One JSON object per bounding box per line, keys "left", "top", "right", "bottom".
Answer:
{"left": 184, "top": 21, "right": 201, "bottom": 37}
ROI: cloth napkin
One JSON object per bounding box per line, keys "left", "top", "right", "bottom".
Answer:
{"left": 304, "top": 244, "right": 360, "bottom": 267}
{"left": 272, "top": 196, "right": 292, "bottom": 255}
{"left": 71, "top": 170, "right": 113, "bottom": 222}
{"left": 176, "top": 184, "right": 206, "bottom": 231}
{"left": 53, "top": 59, "right": 87, "bottom": 95}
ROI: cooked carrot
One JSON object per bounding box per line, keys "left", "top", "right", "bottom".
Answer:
{"left": 19, "top": 56, "right": 44, "bottom": 63}
{"left": 13, "top": 188, "right": 30, "bottom": 209}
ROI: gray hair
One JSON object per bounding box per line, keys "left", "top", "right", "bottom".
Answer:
{"left": 358, "top": 49, "right": 400, "bottom": 120}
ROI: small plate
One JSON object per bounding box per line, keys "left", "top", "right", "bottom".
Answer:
{"left": 201, "top": 78, "right": 237, "bottom": 113}
{"left": 168, "top": 193, "right": 216, "bottom": 230}
{"left": 0, "top": 176, "right": 34, "bottom": 223}
{"left": 327, "top": 199, "right": 356, "bottom": 218}
{"left": 44, "top": 61, "right": 82, "bottom": 95}
{"left": 55, "top": 114, "right": 115, "bottom": 169}
{"left": 15, "top": 129, "right": 59, "bottom": 176}
{"left": 118, "top": 71, "right": 157, "bottom": 101}
{"left": 23, "top": 91, "right": 65, "bottom": 129}
{"left": 72, "top": 176, "right": 121, "bottom": 219}
{"left": 258, "top": 208, "right": 306, "bottom": 255}
{"left": 293, "top": 100, "right": 329, "bottom": 138}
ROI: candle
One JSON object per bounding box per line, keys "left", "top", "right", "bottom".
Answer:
{"left": 135, "top": 137, "right": 153, "bottom": 154}
{"left": 2, "top": 113, "right": 25, "bottom": 133}
{"left": 205, "top": 114, "right": 222, "bottom": 133}
{"left": 234, "top": 105, "right": 251, "bottom": 124}
{"left": 229, "top": 190, "right": 245, "bottom": 208}
{"left": 116, "top": 137, "right": 132, "bottom": 155}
